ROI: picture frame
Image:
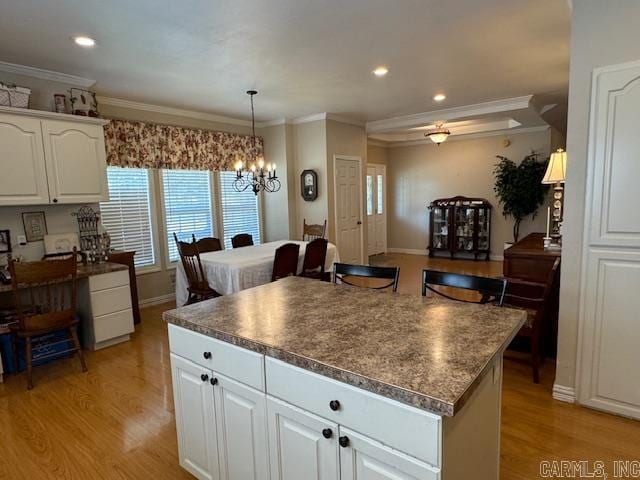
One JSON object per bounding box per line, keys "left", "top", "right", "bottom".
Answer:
{"left": 0, "top": 230, "right": 11, "bottom": 253}
{"left": 22, "top": 211, "right": 48, "bottom": 242}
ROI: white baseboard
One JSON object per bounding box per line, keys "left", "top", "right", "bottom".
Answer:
{"left": 386, "top": 248, "right": 427, "bottom": 255}
{"left": 386, "top": 248, "right": 504, "bottom": 262}
{"left": 139, "top": 293, "right": 176, "bottom": 308}
{"left": 552, "top": 383, "right": 576, "bottom": 403}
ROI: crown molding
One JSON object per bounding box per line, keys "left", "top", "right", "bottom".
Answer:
{"left": 367, "top": 139, "right": 390, "bottom": 148}
{"left": 258, "top": 117, "right": 288, "bottom": 128}
{"left": 97, "top": 96, "right": 255, "bottom": 127}
{"left": 0, "top": 104, "right": 109, "bottom": 125}
{"left": 382, "top": 125, "right": 549, "bottom": 148}
{"left": 290, "top": 112, "right": 364, "bottom": 127}
{"left": 366, "top": 95, "right": 534, "bottom": 133}
{"left": 0, "top": 61, "right": 96, "bottom": 88}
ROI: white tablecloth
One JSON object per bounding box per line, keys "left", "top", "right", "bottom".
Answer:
{"left": 175, "top": 240, "right": 339, "bottom": 305}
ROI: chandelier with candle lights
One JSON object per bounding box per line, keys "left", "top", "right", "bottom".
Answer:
{"left": 233, "top": 90, "right": 280, "bottom": 195}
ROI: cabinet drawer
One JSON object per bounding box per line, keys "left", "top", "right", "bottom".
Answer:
{"left": 90, "top": 285, "right": 132, "bottom": 317}
{"left": 94, "top": 309, "right": 134, "bottom": 343}
{"left": 89, "top": 270, "right": 129, "bottom": 292}
{"left": 265, "top": 357, "right": 441, "bottom": 467}
{"left": 168, "top": 324, "right": 265, "bottom": 391}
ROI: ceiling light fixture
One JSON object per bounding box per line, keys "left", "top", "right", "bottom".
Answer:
{"left": 372, "top": 66, "right": 389, "bottom": 77}
{"left": 74, "top": 36, "right": 96, "bottom": 47}
{"left": 433, "top": 93, "right": 446, "bottom": 102}
{"left": 233, "top": 90, "right": 280, "bottom": 195}
{"left": 425, "top": 122, "right": 451, "bottom": 146}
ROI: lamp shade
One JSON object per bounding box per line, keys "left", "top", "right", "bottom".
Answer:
{"left": 542, "top": 148, "right": 567, "bottom": 184}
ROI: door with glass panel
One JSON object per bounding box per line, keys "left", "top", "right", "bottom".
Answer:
{"left": 366, "top": 164, "right": 387, "bottom": 256}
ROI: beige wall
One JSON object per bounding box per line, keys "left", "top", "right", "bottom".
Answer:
{"left": 555, "top": 0, "right": 640, "bottom": 392}
{"left": 385, "top": 129, "right": 553, "bottom": 257}
{"left": 367, "top": 144, "right": 389, "bottom": 166}
{"left": 291, "top": 120, "right": 328, "bottom": 240}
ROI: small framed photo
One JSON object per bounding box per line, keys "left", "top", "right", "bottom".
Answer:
{"left": 0, "top": 230, "right": 10, "bottom": 253}
{"left": 22, "top": 211, "right": 48, "bottom": 242}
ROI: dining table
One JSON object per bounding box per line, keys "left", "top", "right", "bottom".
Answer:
{"left": 175, "top": 240, "right": 339, "bottom": 306}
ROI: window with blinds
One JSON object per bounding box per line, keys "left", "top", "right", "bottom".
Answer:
{"left": 162, "top": 169, "right": 214, "bottom": 262}
{"left": 100, "top": 167, "right": 155, "bottom": 268}
{"left": 219, "top": 171, "right": 261, "bottom": 249}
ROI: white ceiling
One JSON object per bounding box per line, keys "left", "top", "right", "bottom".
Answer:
{"left": 0, "top": 0, "right": 570, "bottom": 123}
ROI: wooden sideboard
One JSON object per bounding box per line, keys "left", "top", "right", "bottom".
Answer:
{"left": 503, "top": 233, "right": 561, "bottom": 357}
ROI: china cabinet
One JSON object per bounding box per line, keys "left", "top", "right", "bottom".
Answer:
{"left": 428, "top": 196, "right": 492, "bottom": 260}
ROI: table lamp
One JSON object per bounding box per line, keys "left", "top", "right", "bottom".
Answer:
{"left": 542, "top": 148, "right": 567, "bottom": 248}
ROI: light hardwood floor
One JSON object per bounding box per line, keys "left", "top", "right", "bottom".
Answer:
{"left": 0, "top": 253, "right": 638, "bottom": 479}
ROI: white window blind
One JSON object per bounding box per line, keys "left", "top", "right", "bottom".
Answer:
{"left": 100, "top": 167, "right": 155, "bottom": 268}
{"left": 219, "top": 171, "right": 261, "bottom": 249}
{"left": 162, "top": 169, "right": 214, "bottom": 262}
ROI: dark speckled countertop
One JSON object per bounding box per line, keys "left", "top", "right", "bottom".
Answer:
{"left": 163, "top": 276, "right": 525, "bottom": 416}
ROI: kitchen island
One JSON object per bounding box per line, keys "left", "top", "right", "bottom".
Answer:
{"left": 163, "top": 276, "right": 525, "bottom": 480}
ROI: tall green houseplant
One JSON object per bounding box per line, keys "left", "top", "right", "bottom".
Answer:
{"left": 494, "top": 153, "right": 549, "bottom": 243}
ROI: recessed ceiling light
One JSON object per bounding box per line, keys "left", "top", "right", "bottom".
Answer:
{"left": 74, "top": 36, "right": 96, "bottom": 47}
{"left": 433, "top": 93, "right": 446, "bottom": 102}
{"left": 372, "top": 66, "right": 389, "bottom": 77}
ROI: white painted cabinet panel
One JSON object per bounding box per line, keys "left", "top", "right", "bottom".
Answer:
{"left": 41, "top": 119, "right": 109, "bottom": 203}
{"left": 170, "top": 354, "right": 220, "bottom": 480}
{"left": 267, "top": 396, "right": 340, "bottom": 480}
{"left": 579, "top": 59, "right": 640, "bottom": 419}
{"left": 339, "top": 427, "right": 440, "bottom": 480}
{"left": 0, "top": 113, "right": 50, "bottom": 205}
{"left": 213, "top": 373, "right": 269, "bottom": 480}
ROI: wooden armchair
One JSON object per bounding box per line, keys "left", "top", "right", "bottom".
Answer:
{"left": 174, "top": 233, "right": 221, "bottom": 305}
{"left": 503, "top": 258, "right": 561, "bottom": 383}
{"left": 300, "top": 238, "right": 329, "bottom": 281}
{"left": 303, "top": 219, "right": 326, "bottom": 241}
{"left": 9, "top": 253, "right": 87, "bottom": 389}
{"left": 272, "top": 243, "right": 300, "bottom": 281}
{"left": 231, "top": 234, "right": 254, "bottom": 248}
{"left": 191, "top": 234, "right": 223, "bottom": 253}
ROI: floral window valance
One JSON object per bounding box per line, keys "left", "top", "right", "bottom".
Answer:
{"left": 104, "top": 118, "right": 263, "bottom": 171}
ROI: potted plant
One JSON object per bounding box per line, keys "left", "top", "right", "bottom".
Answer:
{"left": 494, "top": 152, "right": 549, "bottom": 246}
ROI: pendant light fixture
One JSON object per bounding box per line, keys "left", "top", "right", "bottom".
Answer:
{"left": 233, "top": 90, "right": 280, "bottom": 195}
{"left": 425, "top": 122, "right": 451, "bottom": 146}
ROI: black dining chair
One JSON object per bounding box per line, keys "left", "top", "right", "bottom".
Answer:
{"left": 272, "top": 243, "right": 301, "bottom": 281}
{"left": 333, "top": 263, "right": 400, "bottom": 292}
{"left": 421, "top": 269, "right": 507, "bottom": 306}
{"left": 191, "top": 234, "right": 223, "bottom": 253}
{"left": 300, "top": 238, "right": 329, "bottom": 281}
{"left": 231, "top": 233, "right": 254, "bottom": 248}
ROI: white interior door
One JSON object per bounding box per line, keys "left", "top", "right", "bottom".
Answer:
{"left": 578, "top": 59, "right": 640, "bottom": 419}
{"left": 366, "top": 164, "right": 387, "bottom": 257}
{"left": 334, "top": 156, "right": 363, "bottom": 263}
{"left": 170, "top": 353, "right": 219, "bottom": 480}
{"left": 0, "top": 114, "right": 50, "bottom": 205}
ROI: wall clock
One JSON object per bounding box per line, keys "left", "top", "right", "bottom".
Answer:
{"left": 301, "top": 169, "right": 318, "bottom": 201}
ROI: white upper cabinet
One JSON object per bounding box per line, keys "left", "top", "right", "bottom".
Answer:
{"left": 41, "top": 119, "right": 109, "bottom": 203}
{"left": 0, "top": 113, "right": 50, "bottom": 205}
{"left": 0, "top": 106, "right": 109, "bottom": 206}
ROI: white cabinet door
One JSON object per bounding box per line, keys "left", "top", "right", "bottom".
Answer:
{"left": 170, "top": 354, "right": 220, "bottom": 480}
{"left": 213, "top": 373, "right": 269, "bottom": 480}
{"left": 41, "top": 119, "right": 109, "bottom": 203}
{"left": 267, "top": 396, "right": 340, "bottom": 480}
{"left": 339, "top": 427, "right": 439, "bottom": 480}
{"left": 0, "top": 114, "right": 50, "bottom": 205}
{"left": 578, "top": 60, "right": 640, "bottom": 419}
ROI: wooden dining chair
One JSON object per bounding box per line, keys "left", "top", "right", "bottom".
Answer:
{"left": 231, "top": 233, "right": 254, "bottom": 248}
{"left": 421, "top": 270, "right": 507, "bottom": 306}
{"left": 191, "top": 234, "right": 223, "bottom": 253}
{"left": 272, "top": 243, "right": 301, "bottom": 281}
{"left": 303, "top": 219, "right": 327, "bottom": 241}
{"left": 300, "top": 238, "right": 329, "bottom": 281}
{"left": 333, "top": 263, "right": 400, "bottom": 292}
{"left": 8, "top": 253, "right": 87, "bottom": 389}
{"left": 503, "top": 258, "right": 560, "bottom": 383}
{"left": 174, "top": 233, "right": 221, "bottom": 305}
